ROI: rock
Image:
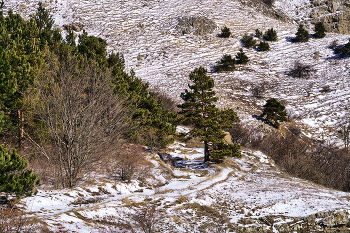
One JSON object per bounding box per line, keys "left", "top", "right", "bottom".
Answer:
{"left": 63, "top": 22, "right": 84, "bottom": 32}
{"left": 175, "top": 16, "right": 217, "bottom": 36}
{"left": 275, "top": 223, "right": 292, "bottom": 233}
{"left": 224, "top": 131, "right": 233, "bottom": 144}
{"left": 327, "top": 0, "right": 339, "bottom": 13}
{"left": 304, "top": 214, "right": 316, "bottom": 226}
{"left": 321, "top": 211, "right": 349, "bottom": 228}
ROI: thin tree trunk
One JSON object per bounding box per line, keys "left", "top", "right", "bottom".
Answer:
{"left": 204, "top": 141, "right": 209, "bottom": 162}
{"left": 18, "top": 109, "right": 24, "bottom": 149}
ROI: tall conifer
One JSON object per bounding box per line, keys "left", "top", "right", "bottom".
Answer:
{"left": 178, "top": 67, "right": 241, "bottom": 162}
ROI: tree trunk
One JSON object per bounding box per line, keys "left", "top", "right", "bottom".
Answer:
{"left": 204, "top": 141, "right": 209, "bottom": 162}
{"left": 18, "top": 109, "right": 24, "bottom": 149}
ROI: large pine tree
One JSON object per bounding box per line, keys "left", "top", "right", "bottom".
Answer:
{"left": 178, "top": 67, "right": 241, "bottom": 162}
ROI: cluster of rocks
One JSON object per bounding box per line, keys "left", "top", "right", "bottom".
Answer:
{"left": 235, "top": 210, "right": 350, "bottom": 232}
{"left": 63, "top": 22, "right": 84, "bottom": 32}
{"left": 310, "top": 0, "right": 350, "bottom": 34}
{"left": 175, "top": 16, "right": 217, "bottom": 36}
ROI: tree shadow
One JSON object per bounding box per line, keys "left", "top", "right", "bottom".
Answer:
{"left": 158, "top": 153, "right": 208, "bottom": 169}
{"left": 252, "top": 114, "right": 274, "bottom": 127}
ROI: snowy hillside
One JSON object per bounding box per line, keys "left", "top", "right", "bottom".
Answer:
{"left": 3, "top": 0, "right": 350, "bottom": 231}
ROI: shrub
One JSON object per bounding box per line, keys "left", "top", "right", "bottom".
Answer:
{"left": 288, "top": 61, "right": 316, "bottom": 79}
{"left": 257, "top": 41, "right": 270, "bottom": 51}
{"left": 334, "top": 39, "right": 350, "bottom": 58}
{"left": 255, "top": 29, "right": 263, "bottom": 38}
{"left": 214, "top": 54, "right": 236, "bottom": 72}
{"left": 241, "top": 33, "right": 257, "bottom": 48}
{"left": 329, "top": 39, "right": 338, "bottom": 50}
{"left": 220, "top": 26, "right": 231, "bottom": 38}
{"left": 252, "top": 81, "right": 268, "bottom": 98}
{"left": 262, "top": 0, "right": 276, "bottom": 7}
{"left": 235, "top": 48, "right": 249, "bottom": 64}
{"left": 0, "top": 145, "right": 40, "bottom": 198}
{"left": 263, "top": 28, "right": 278, "bottom": 41}
{"left": 294, "top": 24, "right": 309, "bottom": 42}
{"left": 260, "top": 98, "right": 287, "bottom": 128}
{"left": 314, "top": 22, "right": 326, "bottom": 38}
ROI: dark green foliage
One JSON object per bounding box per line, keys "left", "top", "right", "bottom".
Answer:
{"left": 111, "top": 65, "right": 177, "bottom": 151}
{"left": 257, "top": 41, "right": 270, "bottom": 51}
{"left": 178, "top": 67, "right": 241, "bottom": 162}
{"left": 0, "top": 3, "right": 178, "bottom": 158}
{"left": 260, "top": 98, "right": 287, "bottom": 128}
{"left": 241, "top": 34, "right": 257, "bottom": 48}
{"left": 314, "top": 22, "right": 326, "bottom": 38}
{"left": 294, "top": 24, "right": 309, "bottom": 42}
{"left": 78, "top": 30, "right": 107, "bottom": 65}
{"left": 214, "top": 54, "right": 236, "bottom": 72}
{"left": 235, "top": 48, "right": 249, "bottom": 64}
{"left": 334, "top": 39, "right": 350, "bottom": 58}
{"left": 220, "top": 26, "right": 231, "bottom": 38}
{"left": 255, "top": 29, "right": 263, "bottom": 38}
{"left": 263, "top": 28, "right": 278, "bottom": 41}
{"left": 0, "top": 144, "right": 40, "bottom": 197}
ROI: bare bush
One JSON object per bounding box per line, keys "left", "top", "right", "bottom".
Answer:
{"left": 130, "top": 203, "right": 162, "bottom": 233}
{"left": 0, "top": 207, "right": 45, "bottom": 232}
{"left": 151, "top": 88, "right": 179, "bottom": 112}
{"left": 338, "top": 114, "right": 350, "bottom": 149}
{"left": 34, "top": 52, "right": 132, "bottom": 187}
{"left": 112, "top": 144, "right": 145, "bottom": 181}
{"left": 252, "top": 81, "right": 268, "bottom": 98}
{"left": 329, "top": 39, "right": 338, "bottom": 50}
{"left": 288, "top": 61, "right": 316, "bottom": 79}
{"left": 228, "top": 123, "right": 263, "bottom": 148}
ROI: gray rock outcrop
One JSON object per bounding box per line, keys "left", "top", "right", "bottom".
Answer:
{"left": 175, "top": 16, "right": 217, "bottom": 36}
{"left": 310, "top": 0, "right": 350, "bottom": 34}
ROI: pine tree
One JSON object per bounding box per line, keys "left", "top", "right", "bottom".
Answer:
{"left": 314, "top": 22, "right": 326, "bottom": 38}
{"left": 258, "top": 41, "right": 270, "bottom": 51}
{"left": 294, "top": 24, "right": 309, "bottom": 42}
{"left": 263, "top": 28, "right": 278, "bottom": 41}
{"left": 241, "top": 33, "right": 257, "bottom": 48}
{"left": 178, "top": 67, "right": 241, "bottom": 162}
{"left": 260, "top": 98, "right": 287, "bottom": 128}
{"left": 220, "top": 26, "right": 231, "bottom": 38}
{"left": 0, "top": 144, "right": 40, "bottom": 197}
{"left": 255, "top": 29, "right": 263, "bottom": 38}
{"left": 236, "top": 48, "right": 249, "bottom": 64}
{"left": 214, "top": 54, "right": 236, "bottom": 72}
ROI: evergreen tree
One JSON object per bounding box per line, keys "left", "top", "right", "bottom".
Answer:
{"left": 335, "top": 39, "right": 350, "bottom": 58}
{"left": 178, "top": 67, "right": 241, "bottom": 162}
{"left": 294, "top": 24, "right": 309, "bottom": 42}
{"left": 258, "top": 41, "right": 270, "bottom": 51}
{"left": 214, "top": 54, "right": 236, "bottom": 72}
{"left": 0, "top": 144, "right": 40, "bottom": 197}
{"left": 255, "top": 28, "right": 263, "bottom": 38}
{"left": 260, "top": 98, "right": 287, "bottom": 128}
{"left": 220, "top": 26, "right": 231, "bottom": 38}
{"left": 314, "top": 22, "right": 326, "bottom": 38}
{"left": 235, "top": 48, "right": 249, "bottom": 64}
{"left": 263, "top": 28, "right": 278, "bottom": 41}
{"left": 241, "top": 33, "right": 257, "bottom": 48}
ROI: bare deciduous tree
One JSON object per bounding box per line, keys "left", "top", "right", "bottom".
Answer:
{"left": 34, "top": 53, "right": 132, "bottom": 187}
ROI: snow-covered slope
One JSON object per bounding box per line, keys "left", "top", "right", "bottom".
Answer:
{"left": 3, "top": 0, "right": 350, "bottom": 231}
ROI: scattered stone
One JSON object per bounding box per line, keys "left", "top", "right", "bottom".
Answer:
{"left": 63, "top": 22, "right": 84, "bottom": 32}
{"left": 175, "top": 16, "right": 217, "bottom": 36}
